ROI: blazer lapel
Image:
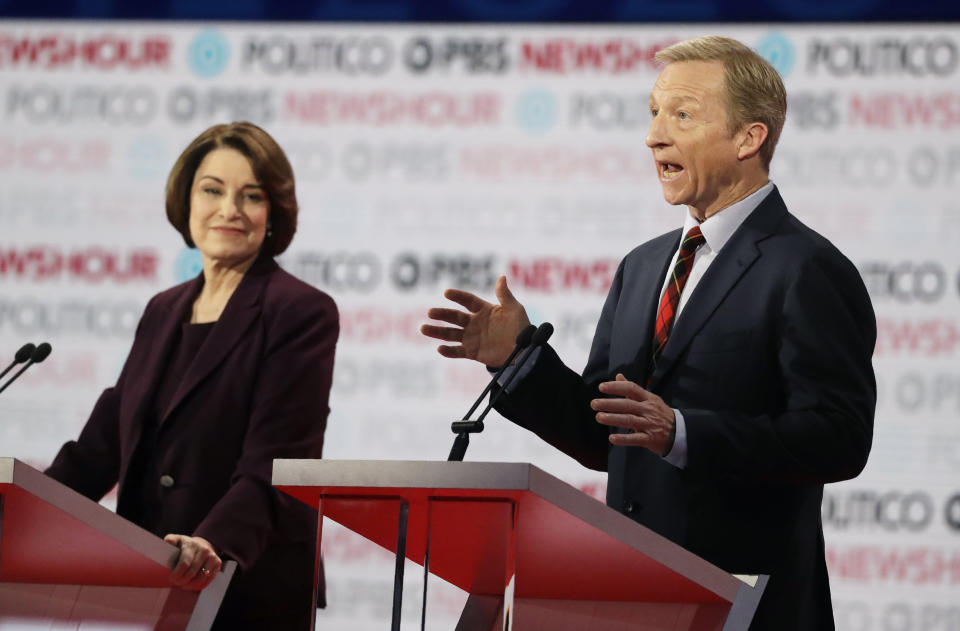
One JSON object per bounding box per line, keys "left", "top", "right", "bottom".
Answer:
{"left": 123, "top": 278, "right": 201, "bottom": 430}
{"left": 648, "top": 188, "right": 788, "bottom": 388}
{"left": 159, "top": 257, "right": 274, "bottom": 427}
{"left": 616, "top": 231, "right": 679, "bottom": 382}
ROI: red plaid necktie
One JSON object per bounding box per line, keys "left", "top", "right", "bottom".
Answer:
{"left": 650, "top": 225, "right": 706, "bottom": 373}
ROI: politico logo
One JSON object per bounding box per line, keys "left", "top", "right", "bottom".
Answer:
{"left": 241, "top": 35, "right": 394, "bottom": 76}
{"left": 807, "top": 36, "right": 960, "bottom": 77}
{"left": 5, "top": 84, "right": 159, "bottom": 126}
{"left": 859, "top": 261, "right": 950, "bottom": 303}
{"left": 0, "top": 296, "right": 142, "bottom": 338}
{"left": 822, "top": 489, "right": 935, "bottom": 533}
{"left": 0, "top": 32, "right": 170, "bottom": 70}
{"left": 569, "top": 93, "right": 649, "bottom": 131}
{"left": 0, "top": 246, "right": 159, "bottom": 284}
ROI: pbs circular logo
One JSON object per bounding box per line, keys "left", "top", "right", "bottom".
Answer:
{"left": 174, "top": 248, "right": 204, "bottom": 283}
{"left": 756, "top": 32, "right": 795, "bottom": 78}
{"left": 188, "top": 30, "right": 230, "bottom": 78}
{"left": 516, "top": 88, "right": 558, "bottom": 135}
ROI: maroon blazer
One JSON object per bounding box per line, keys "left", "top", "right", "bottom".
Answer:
{"left": 46, "top": 255, "right": 338, "bottom": 629}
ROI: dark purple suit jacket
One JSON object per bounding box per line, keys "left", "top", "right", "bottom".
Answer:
{"left": 46, "top": 255, "right": 338, "bottom": 629}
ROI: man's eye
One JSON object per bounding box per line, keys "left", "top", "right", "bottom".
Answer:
{"left": 650, "top": 108, "right": 659, "bottom": 117}
{"left": 678, "top": 111, "right": 689, "bottom": 120}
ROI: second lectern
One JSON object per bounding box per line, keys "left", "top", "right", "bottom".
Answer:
{"left": 274, "top": 459, "right": 767, "bottom": 631}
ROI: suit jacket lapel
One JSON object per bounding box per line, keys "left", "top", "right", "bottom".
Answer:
{"left": 648, "top": 188, "right": 788, "bottom": 388}
{"left": 616, "top": 231, "right": 679, "bottom": 382}
{"left": 159, "top": 257, "right": 274, "bottom": 427}
{"left": 123, "top": 277, "right": 200, "bottom": 432}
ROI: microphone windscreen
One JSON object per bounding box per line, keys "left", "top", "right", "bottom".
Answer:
{"left": 31, "top": 342, "right": 52, "bottom": 363}
{"left": 531, "top": 322, "right": 554, "bottom": 346}
{"left": 515, "top": 324, "right": 537, "bottom": 348}
{"left": 15, "top": 343, "right": 36, "bottom": 363}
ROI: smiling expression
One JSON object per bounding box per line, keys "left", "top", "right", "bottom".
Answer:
{"left": 189, "top": 147, "right": 269, "bottom": 270}
{"left": 646, "top": 60, "right": 749, "bottom": 219}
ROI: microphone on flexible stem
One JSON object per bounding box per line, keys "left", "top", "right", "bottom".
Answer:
{"left": 473, "top": 322, "right": 554, "bottom": 425}
{"left": 0, "top": 342, "right": 52, "bottom": 396}
{"left": 447, "top": 323, "right": 554, "bottom": 462}
{"left": 464, "top": 324, "right": 536, "bottom": 422}
{"left": 0, "top": 343, "right": 36, "bottom": 381}
{"left": 447, "top": 325, "right": 536, "bottom": 462}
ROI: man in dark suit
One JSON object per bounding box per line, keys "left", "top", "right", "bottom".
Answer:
{"left": 422, "top": 36, "right": 876, "bottom": 630}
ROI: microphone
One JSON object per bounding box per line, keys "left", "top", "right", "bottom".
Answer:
{"left": 448, "top": 323, "right": 553, "bottom": 462}
{"left": 0, "top": 342, "right": 52, "bottom": 396}
{"left": 474, "top": 322, "right": 554, "bottom": 424}
{"left": 0, "top": 343, "right": 36, "bottom": 381}
{"left": 447, "top": 325, "right": 536, "bottom": 462}
{"left": 463, "top": 324, "right": 536, "bottom": 421}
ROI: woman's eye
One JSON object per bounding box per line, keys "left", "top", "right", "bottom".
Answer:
{"left": 203, "top": 188, "right": 222, "bottom": 196}
{"left": 246, "top": 193, "right": 265, "bottom": 203}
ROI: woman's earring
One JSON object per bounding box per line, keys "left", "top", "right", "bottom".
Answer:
{"left": 266, "top": 221, "right": 273, "bottom": 238}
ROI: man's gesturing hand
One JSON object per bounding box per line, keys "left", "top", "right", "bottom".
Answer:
{"left": 592, "top": 374, "right": 677, "bottom": 456}
{"left": 421, "top": 275, "right": 531, "bottom": 368}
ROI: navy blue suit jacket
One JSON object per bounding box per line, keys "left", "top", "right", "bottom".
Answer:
{"left": 46, "top": 255, "right": 338, "bottom": 629}
{"left": 496, "top": 187, "right": 876, "bottom": 630}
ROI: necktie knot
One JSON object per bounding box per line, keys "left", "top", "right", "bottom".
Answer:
{"left": 680, "top": 225, "right": 706, "bottom": 254}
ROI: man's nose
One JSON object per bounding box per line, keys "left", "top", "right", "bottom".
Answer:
{"left": 645, "top": 115, "right": 667, "bottom": 148}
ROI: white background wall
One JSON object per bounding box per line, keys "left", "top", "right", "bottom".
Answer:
{"left": 1, "top": 22, "right": 958, "bottom": 630}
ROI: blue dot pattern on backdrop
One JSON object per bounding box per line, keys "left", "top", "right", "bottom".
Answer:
{"left": 516, "top": 88, "right": 558, "bottom": 135}
{"left": 175, "top": 248, "right": 204, "bottom": 283}
{"left": 188, "top": 30, "right": 230, "bottom": 78}
{"left": 756, "top": 32, "right": 795, "bottom": 78}
{"left": 126, "top": 136, "right": 167, "bottom": 180}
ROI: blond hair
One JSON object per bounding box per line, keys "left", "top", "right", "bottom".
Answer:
{"left": 655, "top": 36, "right": 786, "bottom": 170}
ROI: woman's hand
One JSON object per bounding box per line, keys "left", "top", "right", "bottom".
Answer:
{"left": 164, "top": 534, "right": 223, "bottom": 591}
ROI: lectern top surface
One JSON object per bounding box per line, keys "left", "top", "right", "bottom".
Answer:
{"left": 274, "top": 459, "right": 741, "bottom": 604}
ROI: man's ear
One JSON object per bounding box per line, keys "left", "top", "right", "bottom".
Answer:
{"left": 737, "top": 122, "right": 769, "bottom": 161}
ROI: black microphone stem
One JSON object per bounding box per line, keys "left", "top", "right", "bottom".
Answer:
{"left": 0, "top": 343, "right": 36, "bottom": 381}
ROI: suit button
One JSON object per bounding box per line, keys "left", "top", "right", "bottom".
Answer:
{"left": 622, "top": 500, "right": 636, "bottom": 514}
{"left": 159, "top": 474, "right": 175, "bottom": 488}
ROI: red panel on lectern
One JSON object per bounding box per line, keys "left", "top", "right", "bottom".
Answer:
{"left": 283, "top": 484, "right": 727, "bottom": 604}
{"left": 0, "top": 484, "right": 171, "bottom": 586}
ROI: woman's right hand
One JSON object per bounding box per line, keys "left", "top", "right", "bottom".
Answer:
{"left": 164, "top": 533, "right": 222, "bottom": 591}
{"left": 421, "top": 276, "right": 531, "bottom": 368}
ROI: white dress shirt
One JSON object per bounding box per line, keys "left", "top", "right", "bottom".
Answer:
{"left": 663, "top": 181, "right": 774, "bottom": 468}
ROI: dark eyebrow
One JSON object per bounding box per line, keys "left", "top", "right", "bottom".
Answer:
{"left": 196, "top": 175, "right": 264, "bottom": 190}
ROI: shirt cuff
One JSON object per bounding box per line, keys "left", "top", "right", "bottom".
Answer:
{"left": 486, "top": 346, "right": 543, "bottom": 393}
{"left": 662, "top": 408, "right": 688, "bottom": 469}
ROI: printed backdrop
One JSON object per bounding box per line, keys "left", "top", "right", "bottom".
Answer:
{"left": 1, "top": 21, "right": 958, "bottom": 630}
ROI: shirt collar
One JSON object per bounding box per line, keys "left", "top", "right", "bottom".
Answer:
{"left": 682, "top": 181, "right": 775, "bottom": 253}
